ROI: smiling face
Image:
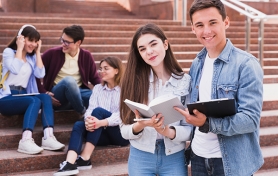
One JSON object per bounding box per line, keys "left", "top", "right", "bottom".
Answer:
{"left": 191, "top": 7, "right": 229, "bottom": 58}
{"left": 98, "top": 61, "right": 118, "bottom": 85}
{"left": 60, "top": 33, "right": 81, "bottom": 57}
{"left": 24, "top": 37, "right": 38, "bottom": 54}
{"left": 137, "top": 33, "right": 168, "bottom": 69}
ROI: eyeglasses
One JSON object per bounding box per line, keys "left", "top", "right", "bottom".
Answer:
{"left": 60, "top": 37, "right": 75, "bottom": 46}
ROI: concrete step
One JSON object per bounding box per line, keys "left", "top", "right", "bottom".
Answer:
{"left": 0, "top": 16, "right": 182, "bottom": 25}
{"left": 260, "top": 145, "right": 278, "bottom": 170}
{"left": 255, "top": 168, "right": 278, "bottom": 176}
{"left": 0, "top": 145, "right": 129, "bottom": 174}
{"left": 4, "top": 162, "right": 128, "bottom": 176}
{"left": 2, "top": 44, "right": 278, "bottom": 54}
{"left": 0, "top": 22, "right": 277, "bottom": 33}
{"left": 260, "top": 126, "right": 278, "bottom": 147}
{"left": 260, "top": 110, "right": 278, "bottom": 127}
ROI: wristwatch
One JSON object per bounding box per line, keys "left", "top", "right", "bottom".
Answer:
{"left": 199, "top": 118, "right": 209, "bottom": 133}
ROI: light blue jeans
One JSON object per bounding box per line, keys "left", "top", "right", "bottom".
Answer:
{"left": 128, "top": 140, "right": 187, "bottom": 176}
{"left": 51, "top": 76, "right": 92, "bottom": 114}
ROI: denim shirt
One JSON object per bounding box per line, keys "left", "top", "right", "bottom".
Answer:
{"left": 189, "top": 39, "right": 264, "bottom": 176}
{"left": 120, "top": 72, "right": 192, "bottom": 156}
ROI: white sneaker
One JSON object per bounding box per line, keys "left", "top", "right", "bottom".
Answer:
{"left": 41, "top": 136, "right": 65, "bottom": 151}
{"left": 17, "top": 138, "right": 44, "bottom": 155}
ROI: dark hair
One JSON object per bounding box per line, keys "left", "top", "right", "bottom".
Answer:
{"left": 7, "top": 26, "right": 40, "bottom": 56}
{"left": 189, "top": 0, "right": 227, "bottom": 22}
{"left": 63, "top": 25, "right": 85, "bottom": 44}
{"left": 120, "top": 23, "right": 184, "bottom": 124}
{"left": 99, "top": 56, "right": 124, "bottom": 86}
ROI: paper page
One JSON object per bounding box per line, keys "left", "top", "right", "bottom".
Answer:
{"left": 124, "top": 99, "right": 155, "bottom": 118}
{"left": 149, "top": 95, "right": 185, "bottom": 125}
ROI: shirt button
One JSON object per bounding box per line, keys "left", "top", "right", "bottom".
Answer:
{"left": 168, "top": 149, "right": 171, "bottom": 153}
{"left": 196, "top": 85, "right": 199, "bottom": 89}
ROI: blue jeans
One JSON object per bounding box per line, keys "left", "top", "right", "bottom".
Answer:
{"left": 128, "top": 140, "right": 187, "bottom": 176}
{"left": 68, "top": 107, "right": 129, "bottom": 154}
{"left": 51, "top": 76, "right": 92, "bottom": 114}
{"left": 0, "top": 89, "right": 54, "bottom": 131}
{"left": 191, "top": 151, "right": 225, "bottom": 176}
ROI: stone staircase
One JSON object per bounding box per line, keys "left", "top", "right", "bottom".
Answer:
{"left": 0, "top": 0, "right": 277, "bottom": 175}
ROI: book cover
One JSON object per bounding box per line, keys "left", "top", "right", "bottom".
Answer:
{"left": 124, "top": 94, "right": 185, "bottom": 125}
{"left": 187, "top": 98, "right": 236, "bottom": 118}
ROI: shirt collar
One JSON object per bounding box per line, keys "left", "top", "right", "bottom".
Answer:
{"left": 102, "top": 84, "right": 120, "bottom": 92}
{"left": 149, "top": 69, "right": 180, "bottom": 88}
{"left": 196, "top": 39, "right": 233, "bottom": 63}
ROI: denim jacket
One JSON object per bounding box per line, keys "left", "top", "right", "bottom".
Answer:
{"left": 120, "top": 72, "right": 192, "bottom": 156}
{"left": 189, "top": 39, "right": 264, "bottom": 176}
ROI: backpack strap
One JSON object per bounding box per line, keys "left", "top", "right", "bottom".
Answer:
{"left": 0, "top": 63, "right": 10, "bottom": 90}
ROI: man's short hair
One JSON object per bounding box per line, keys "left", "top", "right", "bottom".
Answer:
{"left": 63, "top": 25, "right": 85, "bottom": 44}
{"left": 189, "top": 0, "right": 227, "bottom": 22}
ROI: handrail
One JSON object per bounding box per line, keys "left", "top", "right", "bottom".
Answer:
{"left": 220, "top": 0, "right": 278, "bottom": 68}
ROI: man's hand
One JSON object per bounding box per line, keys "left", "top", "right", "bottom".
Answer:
{"left": 174, "top": 107, "right": 207, "bottom": 127}
{"left": 46, "top": 91, "right": 61, "bottom": 107}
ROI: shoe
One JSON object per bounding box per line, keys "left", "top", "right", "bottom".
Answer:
{"left": 75, "top": 155, "right": 92, "bottom": 170}
{"left": 17, "top": 138, "right": 44, "bottom": 155}
{"left": 53, "top": 161, "right": 79, "bottom": 176}
{"left": 41, "top": 136, "right": 65, "bottom": 151}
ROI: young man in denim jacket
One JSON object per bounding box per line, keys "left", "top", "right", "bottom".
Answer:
{"left": 175, "top": 0, "right": 264, "bottom": 175}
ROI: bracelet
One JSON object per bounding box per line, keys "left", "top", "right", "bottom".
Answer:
{"left": 161, "top": 125, "right": 166, "bottom": 132}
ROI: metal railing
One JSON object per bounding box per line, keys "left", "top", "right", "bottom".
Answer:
{"left": 172, "top": 0, "right": 278, "bottom": 67}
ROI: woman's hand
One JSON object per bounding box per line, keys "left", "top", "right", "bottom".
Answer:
{"left": 16, "top": 35, "right": 25, "bottom": 51}
{"left": 85, "top": 116, "right": 108, "bottom": 132}
{"left": 35, "top": 39, "right": 42, "bottom": 54}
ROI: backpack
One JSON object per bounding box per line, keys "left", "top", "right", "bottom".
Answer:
{"left": 0, "top": 61, "right": 10, "bottom": 90}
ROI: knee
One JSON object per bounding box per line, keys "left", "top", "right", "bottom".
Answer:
{"left": 61, "top": 76, "right": 78, "bottom": 87}
{"left": 91, "top": 107, "right": 105, "bottom": 116}
{"left": 72, "top": 121, "right": 85, "bottom": 131}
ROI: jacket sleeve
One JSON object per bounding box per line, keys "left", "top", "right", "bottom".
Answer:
{"left": 120, "top": 123, "right": 143, "bottom": 140}
{"left": 88, "top": 54, "right": 101, "bottom": 86}
{"left": 210, "top": 58, "right": 263, "bottom": 136}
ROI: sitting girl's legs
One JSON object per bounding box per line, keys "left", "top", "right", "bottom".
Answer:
{"left": 37, "top": 94, "right": 65, "bottom": 151}
{"left": 0, "top": 95, "right": 43, "bottom": 154}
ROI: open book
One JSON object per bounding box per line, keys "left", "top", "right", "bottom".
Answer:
{"left": 124, "top": 94, "right": 185, "bottom": 125}
{"left": 187, "top": 98, "right": 236, "bottom": 118}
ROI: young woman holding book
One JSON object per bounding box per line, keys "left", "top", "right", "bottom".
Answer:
{"left": 54, "top": 56, "right": 129, "bottom": 176}
{"left": 120, "top": 23, "right": 192, "bottom": 175}
{"left": 0, "top": 24, "right": 65, "bottom": 155}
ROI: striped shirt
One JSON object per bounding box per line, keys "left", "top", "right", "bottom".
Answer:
{"left": 84, "top": 84, "right": 121, "bottom": 126}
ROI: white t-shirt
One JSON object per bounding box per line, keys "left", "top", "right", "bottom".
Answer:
{"left": 192, "top": 53, "right": 222, "bottom": 158}
{"left": 6, "top": 62, "right": 32, "bottom": 88}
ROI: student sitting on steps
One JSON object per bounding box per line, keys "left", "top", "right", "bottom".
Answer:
{"left": 54, "top": 56, "right": 129, "bottom": 176}
{"left": 0, "top": 24, "right": 65, "bottom": 155}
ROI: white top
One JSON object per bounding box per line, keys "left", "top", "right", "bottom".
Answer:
{"left": 120, "top": 70, "right": 192, "bottom": 155}
{"left": 84, "top": 84, "right": 121, "bottom": 126}
{"left": 192, "top": 53, "right": 222, "bottom": 158}
{"left": 6, "top": 62, "right": 32, "bottom": 88}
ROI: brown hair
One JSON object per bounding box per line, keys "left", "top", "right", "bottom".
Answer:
{"left": 63, "top": 25, "right": 85, "bottom": 44}
{"left": 99, "top": 56, "right": 124, "bottom": 86}
{"left": 7, "top": 26, "right": 40, "bottom": 56}
{"left": 189, "top": 0, "right": 227, "bottom": 22}
{"left": 120, "top": 23, "right": 184, "bottom": 124}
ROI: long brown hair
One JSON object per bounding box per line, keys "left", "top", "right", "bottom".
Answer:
{"left": 99, "top": 56, "right": 124, "bottom": 86}
{"left": 120, "top": 23, "right": 184, "bottom": 124}
{"left": 7, "top": 25, "right": 40, "bottom": 56}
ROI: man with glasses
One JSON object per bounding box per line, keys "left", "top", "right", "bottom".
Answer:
{"left": 36, "top": 25, "right": 101, "bottom": 118}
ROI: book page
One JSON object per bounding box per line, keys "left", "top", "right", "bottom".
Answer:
{"left": 149, "top": 94, "right": 185, "bottom": 125}
{"left": 124, "top": 99, "right": 155, "bottom": 118}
